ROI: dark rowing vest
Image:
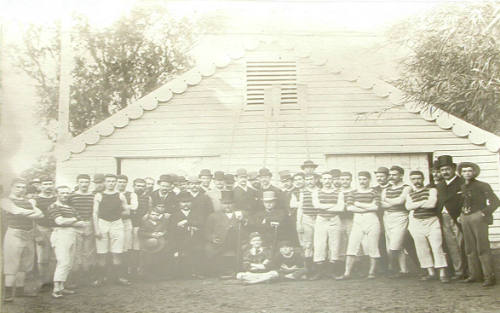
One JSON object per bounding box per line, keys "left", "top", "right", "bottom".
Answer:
{"left": 410, "top": 187, "right": 437, "bottom": 219}
{"left": 301, "top": 189, "right": 319, "bottom": 217}
{"left": 7, "top": 198, "right": 34, "bottom": 231}
{"left": 99, "top": 192, "right": 122, "bottom": 222}
{"left": 385, "top": 185, "right": 408, "bottom": 212}
{"left": 317, "top": 189, "right": 340, "bottom": 218}
{"left": 132, "top": 192, "right": 150, "bottom": 227}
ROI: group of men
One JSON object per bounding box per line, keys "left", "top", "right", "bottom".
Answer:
{"left": 2, "top": 155, "right": 499, "bottom": 302}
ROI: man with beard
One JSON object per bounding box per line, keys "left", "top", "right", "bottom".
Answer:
{"left": 257, "top": 168, "right": 286, "bottom": 210}
{"left": 292, "top": 173, "right": 320, "bottom": 277}
{"left": 435, "top": 155, "right": 466, "bottom": 280}
{"left": 33, "top": 177, "right": 57, "bottom": 290}
{"left": 207, "top": 171, "right": 225, "bottom": 212}
{"left": 187, "top": 176, "right": 214, "bottom": 223}
{"left": 233, "top": 169, "right": 260, "bottom": 233}
{"left": 199, "top": 169, "right": 213, "bottom": 194}
{"left": 458, "top": 162, "right": 499, "bottom": 287}
{"left": 380, "top": 166, "right": 412, "bottom": 277}
{"left": 150, "top": 175, "right": 178, "bottom": 215}
{"left": 2, "top": 178, "right": 44, "bottom": 302}
{"left": 310, "top": 171, "right": 345, "bottom": 279}
{"left": 69, "top": 174, "right": 97, "bottom": 285}
{"left": 406, "top": 171, "right": 449, "bottom": 283}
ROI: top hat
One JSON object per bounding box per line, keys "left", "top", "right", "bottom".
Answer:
{"left": 259, "top": 168, "right": 272, "bottom": 177}
{"left": 178, "top": 191, "right": 193, "bottom": 202}
{"left": 158, "top": 174, "right": 175, "bottom": 184}
{"left": 457, "top": 162, "right": 480, "bottom": 178}
{"left": 301, "top": 160, "right": 318, "bottom": 170}
{"left": 220, "top": 190, "right": 234, "bottom": 204}
{"left": 374, "top": 167, "right": 389, "bottom": 175}
{"left": 213, "top": 171, "right": 225, "bottom": 181}
{"left": 436, "top": 155, "right": 456, "bottom": 169}
{"left": 279, "top": 170, "right": 292, "bottom": 181}
{"left": 262, "top": 190, "right": 277, "bottom": 201}
{"left": 224, "top": 174, "right": 235, "bottom": 184}
{"left": 199, "top": 169, "right": 212, "bottom": 178}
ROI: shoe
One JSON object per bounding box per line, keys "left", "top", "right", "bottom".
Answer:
{"left": 65, "top": 283, "right": 78, "bottom": 290}
{"left": 91, "top": 279, "right": 103, "bottom": 287}
{"left": 307, "top": 272, "right": 323, "bottom": 281}
{"left": 366, "top": 274, "right": 376, "bottom": 279}
{"left": 461, "top": 277, "right": 477, "bottom": 283}
{"left": 61, "top": 289, "right": 76, "bottom": 295}
{"left": 336, "top": 275, "right": 351, "bottom": 281}
{"left": 117, "top": 277, "right": 131, "bottom": 286}
{"left": 440, "top": 276, "right": 451, "bottom": 284}
{"left": 451, "top": 274, "right": 463, "bottom": 281}
{"left": 51, "top": 291, "right": 64, "bottom": 299}
{"left": 482, "top": 277, "right": 496, "bottom": 287}
{"left": 420, "top": 275, "right": 435, "bottom": 281}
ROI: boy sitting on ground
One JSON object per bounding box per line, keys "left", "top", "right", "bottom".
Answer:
{"left": 273, "top": 241, "right": 307, "bottom": 280}
{"left": 236, "top": 232, "right": 278, "bottom": 284}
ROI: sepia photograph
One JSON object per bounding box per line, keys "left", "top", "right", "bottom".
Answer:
{"left": 1, "top": 0, "right": 500, "bottom": 312}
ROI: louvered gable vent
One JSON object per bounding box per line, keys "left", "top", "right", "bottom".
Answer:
{"left": 246, "top": 61, "right": 299, "bottom": 111}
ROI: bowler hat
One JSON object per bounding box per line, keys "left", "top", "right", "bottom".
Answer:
{"left": 178, "top": 191, "right": 193, "bottom": 202}
{"left": 236, "top": 168, "right": 248, "bottom": 177}
{"left": 330, "top": 169, "right": 341, "bottom": 178}
{"left": 141, "top": 237, "right": 165, "bottom": 254}
{"left": 158, "top": 174, "right": 175, "bottom": 184}
{"left": 187, "top": 176, "right": 201, "bottom": 184}
{"left": 93, "top": 173, "right": 105, "bottom": 183}
{"left": 279, "top": 170, "right": 292, "bottom": 181}
{"left": 374, "top": 167, "right": 389, "bottom": 175}
{"left": 220, "top": 190, "right": 234, "bottom": 204}
{"left": 436, "top": 155, "right": 456, "bottom": 169}
{"left": 248, "top": 171, "right": 258, "bottom": 180}
{"left": 224, "top": 174, "right": 235, "bottom": 184}
{"left": 259, "top": 168, "right": 272, "bottom": 177}
{"left": 262, "top": 190, "right": 277, "bottom": 201}
{"left": 390, "top": 166, "right": 404, "bottom": 175}
{"left": 176, "top": 176, "right": 187, "bottom": 183}
{"left": 301, "top": 160, "right": 318, "bottom": 170}
{"left": 213, "top": 171, "right": 225, "bottom": 181}
{"left": 457, "top": 162, "right": 480, "bottom": 178}
{"left": 199, "top": 169, "right": 212, "bottom": 178}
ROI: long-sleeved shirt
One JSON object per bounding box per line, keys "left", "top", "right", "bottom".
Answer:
{"left": 1, "top": 197, "right": 37, "bottom": 230}
{"left": 406, "top": 187, "right": 438, "bottom": 219}
{"left": 69, "top": 192, "right": 94, "bottom": 221}
{"left": 460, "top": 179, "right": 500, "bottom": 223}
{"left": 312, "top": 188, "right": 345, "bottom": 218}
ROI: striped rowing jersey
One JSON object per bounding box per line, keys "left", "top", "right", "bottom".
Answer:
{"left": 34, "top": 195, "right": 57, "bottom": 227}
{"left": 385, "top": 184, "right": 409, "bottom": 212}
{"left": 317, "top": 189, "right": 342, "bottom": 218}
{"left": 301, "top": 188, "right": 320, "bottom": 217}
{"left": 48, "top": 202, "right": 80, "bottom": 227}
{"left": 347, "top": 189, "right": 380, "bottom": 211}
{"left": 409, "top": 187, "right": 437, "bottom": 219}
{"left": 69, "top": 192, "right": 94, "bottom": 221}
{"left": 6, "top": 197, "right": 35, "bottom": 231}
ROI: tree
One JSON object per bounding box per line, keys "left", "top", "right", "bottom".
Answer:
{"left": 387, "top": 1, "right": 500, "bottom": 134}
{"left": 12, "top": 2, "right": 223, "bottom": 139}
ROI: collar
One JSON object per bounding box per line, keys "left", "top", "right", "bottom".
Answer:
{"left": 445, "top": 175, "right": 458, "bottom": 185}
{"left": 379, "top": 184, "right": 390, "bottom": 189}
{"left": 190, "top": 191, "right": 199, "bottom": 198}
{"left": 55, "top": 201, "right": 71, "bottom": 208}
{"left": 237, "top": 184, "right": 248, "bottom": 191}
{"left": 250, "top": 247, "right": 263, "bottom": 255}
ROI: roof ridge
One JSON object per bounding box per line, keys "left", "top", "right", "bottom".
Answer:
{"left": 60, "top": 37, "right": 500, "bottom": 161}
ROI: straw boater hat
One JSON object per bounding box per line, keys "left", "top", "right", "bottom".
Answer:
{"left": 301, "top": 160, "right": 318, "bottom": 170}
{"left": 457, "top": 162, "right": 480, "bottom": 178}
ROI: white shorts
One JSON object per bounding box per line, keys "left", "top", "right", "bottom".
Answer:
{"left": 346, "top": 213, "right": 381, "bottom": 258}
{"left": 384, "top": 211, "right": 409, "bottom": 251}
{"left": 132, "top": 227, "right": 141, "bottom": 251}
{"left": 123, "top": 218, "right": 133, "bottom": 251}
{"left": 95, "top": 219, "right": 124, "bottom": 254}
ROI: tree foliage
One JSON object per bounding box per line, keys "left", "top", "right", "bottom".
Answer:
{"left": 387, "top": 1, "right": 500, "bottom": 134}
{"left": 13, "top": 3, "right": 222, "bottom": 139}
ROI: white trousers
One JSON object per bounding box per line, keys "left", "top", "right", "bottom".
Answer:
{"left": 51, "top": 227, "right": 77, "bottom": 282}
{"left": 347, "top": 213, "right": 381, "bottom": 258}
{"left": 408, "top": 215, "right": 447, "bottom": 269}
{"left": 313, "top": 215, "right": 342, "bottom": 262}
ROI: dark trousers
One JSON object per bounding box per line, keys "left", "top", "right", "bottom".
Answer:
{"left": 461, "top": 211, "right": 495, "bottom": 279}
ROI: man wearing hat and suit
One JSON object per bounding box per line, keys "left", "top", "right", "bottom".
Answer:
{"left": 430, "top": 160, "right": 444, "bottom": 187}
{"left": 224, "top": 174, "right": 235, "bottom": 191}
{"left": 255, "top": 190, "right": 287, "bottom": 246}
{"left": 248, "top": 171, "right": 261, "bottom": 190}
{"left": 435, "top": 155, "right": 466, "bottom": 279}
{"left": 458, "top": 162, "right": 499, "bottom": 287}
{"left": 204, "top": 190, "right": 243, "bottom": 276}
{"left": 233, "top": 169, "right": 260, "bottom": 232}
{"left": 169, "top": 191, "right": 205, "bottom": 278}
{"left": 199, "top": 169, "right": 213, "bottom": 194}
{"left": 380, "top": 165, "right": 412, "bottom": 277}
{"left": 206, "top": 171, "right": 226, "bottom": 212}
{"left": 187, "top": 175, "right": 214, "bottom": 223}
{"left": 279, "top": 170, "right": 300, "bottom": 246}
{"left": 150, "top": 175, "right": 178, "bottom": 215}
{"left": 257, "top": 168, "right": 286, "bottom": 210}
{"left": 301, "top": 160, "right": 321, "bottom": 188}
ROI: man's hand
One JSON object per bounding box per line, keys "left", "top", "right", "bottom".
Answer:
{"left": 270, "top": 222, "right": 280, "bottom": 228}
{"left": 189, "top": 226, "right": 199, "bottom": 232}
{"left": 74, "top": 221, "right": 86, "bottom": 227}
{"left": 213, "top": 238, "right": 221, "bottom": 244}
{"left": 296, "top": 224, "right": 304, "bottom": 234}
{"left": 94, "top": 230, "right": 102, "bottom": 239}
{"left": 177, "top": 220, "right": 188, "bottom": 227}
{"left": 234, "top": 211, "right": 243, "bottom": 220}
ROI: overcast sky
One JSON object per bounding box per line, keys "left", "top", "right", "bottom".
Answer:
{"left": 1, "top": 0, "right": 467, "bottom": 175}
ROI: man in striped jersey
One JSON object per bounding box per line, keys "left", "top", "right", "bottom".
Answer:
{"left": 48, "top": 186, "right": 87, "bottom": 298}
{"left": 339, "top": 171, "right": 355, "bottom": 266}
{"left": 33, "top": 176, "right": 57, "bottom": 290}
{"left": 373, "top": 167, "right": 390, "bottom": 274}
{"left": 338, "top": 171, "right": 381, "bottom": 280}
{"left": 116, "top": 175, "right": 138, "bottom": 279}
{"left": 292, "top": 173, "right": 320, "bottom": 277}
{"left": 2, "top": 178, "right": 44, "bottom": 302}
{"left": 405, "top": 171, "right": 449, "bottom": 283}
{"left": 381, "top": 166, "right": 412, "bottom": 277}
{"left": 68, "top": 174, "right": 96, "bottom": 285}
{"left": 93, "top": 174, "right": 131, "bottom": 286}
{"left": 310, "top": 171, "right": 345, "bottom": 279}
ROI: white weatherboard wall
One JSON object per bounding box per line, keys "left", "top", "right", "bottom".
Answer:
{"left": 58, "top": 41, "right": 500, "bottom": 243}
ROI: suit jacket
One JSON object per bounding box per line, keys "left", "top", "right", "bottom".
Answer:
{"left": 233, "top": 185, "right": 260, "bottom": 220}
{"left": 169, "top": 208, "right": 204, "bottom": 248}
{"left": 206, "top": 188, "right": 223, "bottom": 212}
{"left": 150, "top": 190, "right": 178, "bottom": 214}
{"left": 460, "top": 179, "right": 500, "bottom": 225}
{"left": 190, "top": 192, "right": 214, "bottom": 222}
{"left": 436, "top": 176, "right": 465, "bottom": 221}
{"left": 204, "top": 211, "right": 240, "bottom": 257}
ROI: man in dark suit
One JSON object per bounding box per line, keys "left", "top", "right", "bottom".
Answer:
{"left": 435, "top": 155, "right": 466, "bottom": 280}
{"left": 458, "top": 162, "right": 499, "bottom": 287}
{"left": 204, "top": 191, "right": 243, "bottom": 276}
{"left": 233, "top": 168, "right": 260, "bottom": 233}
{"left": 187, "top": 176, "right": 214, "bottom": 223}
{"left": 150, "top": 175, "right": 178, "bottom": 214}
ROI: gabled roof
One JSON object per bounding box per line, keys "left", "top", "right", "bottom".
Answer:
{"left": 59, "top": 37, "right": 500, "bottom": 161}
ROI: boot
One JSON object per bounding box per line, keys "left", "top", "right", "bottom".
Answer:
{"left": 3, "top": 287, "right": 14, "bottom": 302}
{"left": 482, "top": 275, "right": 496, "bottom": 287}
{"left": 304, "top": 257, "right": 314, "bottom": 279}
{"left": 308, "top": 262, "right": 325, "bottom": 281}
{"left": 15, "top": 287, "right": 38, "bottom": 297}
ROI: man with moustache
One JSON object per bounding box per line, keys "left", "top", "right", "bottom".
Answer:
{"left": 150, "top": 175, "right": 178, "bottom": 215}
{"left": 435, "top": 155, "right": 466, "bottom": 280}
{"left": 373, "top": 167, "right": 390, "bottom": 273}
{"left": 207, "top": 171, "right": 226, "bottom": 212}
{"left": 187, "top": 176, "right": 214, "bottom": 223}
{"left": 233, "top": 169, "right": 260, "bottom": 233}
{"left": 199, "top": 169, "right": 213, "bottom": 194}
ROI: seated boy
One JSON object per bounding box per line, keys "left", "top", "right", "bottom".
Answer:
{"left": 236, "top": 232, "right": 278, "bottom": 284}
{"left": 138, "top": 205, "right": 169, "bottom": 279}
{"left": 273, "top": 241, "right": 307, "bottom": 280}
